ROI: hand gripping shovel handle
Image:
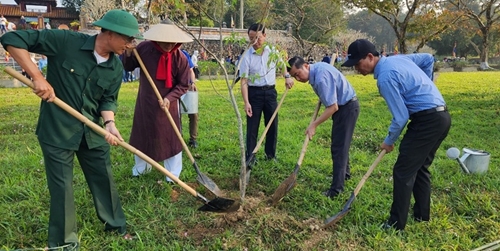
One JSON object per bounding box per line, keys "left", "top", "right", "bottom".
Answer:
{"left": 4, "top": 67, "right": 208, "bottom": 204}
{"left": 322, "top": 149, "right": 386, "bottom": 228}
{"left": 132, "top": 49, "right": 222, "bottom": 196}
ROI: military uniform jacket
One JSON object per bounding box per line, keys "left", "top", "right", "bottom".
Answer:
{"left": 1, "top": 30, "right": 123, "bottom": 150}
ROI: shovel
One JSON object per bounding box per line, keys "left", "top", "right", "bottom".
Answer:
{"left": 322, "top": 149, "right": 386, "bottom": 228}
{"left": 244, "top": 87, "right": 289, "bottom": 186}
{"left": 5, "top": 67, "right": 239, "bottom": 213}
{"left": 133, "top": 49, "right": 223, "bottom": 197}
{"left": 270, "top": 100, "right": 322, "bottom": 206}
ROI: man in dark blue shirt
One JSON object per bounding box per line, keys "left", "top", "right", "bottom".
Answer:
{"left": 321, "top": 53, "right": 331, "bottom": 64}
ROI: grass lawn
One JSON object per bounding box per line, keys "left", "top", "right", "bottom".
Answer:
{"left": 1, "top": 71, "right": 499, "bottom": 250}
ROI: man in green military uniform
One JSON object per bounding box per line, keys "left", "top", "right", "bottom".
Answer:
{"left": 1, "top": 9, "right": 141, "bottom": 249}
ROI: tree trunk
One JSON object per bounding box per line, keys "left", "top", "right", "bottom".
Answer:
{"left": 479, "top": 29, "right": 490, "bottom": 70}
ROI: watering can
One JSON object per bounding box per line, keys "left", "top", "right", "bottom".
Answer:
{"left": 180, "top": 91, "right": 198, "bottom": 114}
{"left": 446, "top": 147, "right": 490, "bottom": 174}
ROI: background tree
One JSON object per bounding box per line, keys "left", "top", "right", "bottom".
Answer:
{"left": 272, "top": 0, "right": 345, "bottom": 57}
{"left": 447, "top": 0, "right": 500, "bottom": 69}
{"left": 347, "top": 10, "right": 397, "bottom": 52}
{"left": 330, "top": 29, "right": 375, "bottom": 54}
{"left": 406, "top": 5, "right": 462, "bottom": 52}
{"left": 343, "top": 0, "right": 458, "bottom": 54}
{"left": 427, "top": 17, "right": 483, "bottom": 58}
{"left": 80, "top": 0, "right": 118, "bottom": 24}
{"left": 62, "top": 0, "right": 83, "bottom": 14}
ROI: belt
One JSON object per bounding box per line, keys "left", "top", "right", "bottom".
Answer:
{"left": 410, "top": 106, "right": 447, "bottom": 120}
{"left": 249, "top": 85, "right": 275, "bottom": 90}
{"left": 340, "top": 96, "right": 358, "bottom": 106}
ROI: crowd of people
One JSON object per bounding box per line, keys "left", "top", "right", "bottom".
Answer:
{"left": 1, "top": 8, "right": 450, "bottom": 249}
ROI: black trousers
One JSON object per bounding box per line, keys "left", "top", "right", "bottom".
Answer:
{"left": 388, "top": 110, "right": 451, "bottom": 230}
{"left": 330, "top": 99, "right": 359, "bottom": 193}
{"left": 246, "top": 87, "right": 278, "bottom": 159}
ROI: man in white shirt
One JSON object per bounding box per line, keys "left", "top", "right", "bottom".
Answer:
{"left": 239, "top": 23, "right": 294, "bottom": 165}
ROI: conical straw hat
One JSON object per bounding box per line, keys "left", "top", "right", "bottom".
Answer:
{"left": 143, "top": 19, "right": 193, "bottom": 43}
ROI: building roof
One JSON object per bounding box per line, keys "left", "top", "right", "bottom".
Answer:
{"left": 0, "top": 5, "right": 78, "bottom": 19}
{"left": 15, "top": 0, "right": 57, "bottom": 7}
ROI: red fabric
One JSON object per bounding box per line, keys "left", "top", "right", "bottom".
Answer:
{"left": 152, "top": 42, "right": 181, "bottom": 88}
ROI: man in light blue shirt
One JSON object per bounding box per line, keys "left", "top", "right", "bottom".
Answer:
{"left": 239, "top": 23, "right": 294, "bottom": 166}
{"left": 288, "top": 56, "right": 359, "bottom": 199}
{"left": 38, "top": 54, "right": 48, "bottom": 72}
{"left": 343, "top": 39, "right": 451, "bottom": 231}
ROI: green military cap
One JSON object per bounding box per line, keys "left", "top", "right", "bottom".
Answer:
{"left": 93, "top": 9, "right": 142, "bottom": 38}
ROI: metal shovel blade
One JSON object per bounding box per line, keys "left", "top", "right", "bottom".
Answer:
{"left": 198, "top": 197, "right": 240, "bottom": 213}
{"left": 322, "top": 193, "right": 355, "bottom": 229}
{"left": 270, "top": 165, "right": 299, "bottom": 206}
{"left": 194, "top": 162, "right": 223, "bottom": 196}
{"left": 196, "top": 173, "right": 223, "bottom": 196}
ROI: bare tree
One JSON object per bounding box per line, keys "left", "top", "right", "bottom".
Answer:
{"left": 344, "top": 0, "right": 461, "bottom": 54}
{"left": 80, "top": 0, "right": 117, "bottom": 23}
{"left": 273, "top": 0, "right": 345, "bottom": 57}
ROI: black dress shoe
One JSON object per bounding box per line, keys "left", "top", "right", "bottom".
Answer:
{"left": 380, "top": 221, "right": 394, "bottom": 230}
{"left": 188, "top": 139, "right": 198, "bottom": 148}
{"left": 322, "top": 189, "right": 339, "bottom": 199}
{"left": 380, "top": 221, "right": 404, "bottom": 232}
{"left": 265, "top": 155, "right": 277, "bottom": 162}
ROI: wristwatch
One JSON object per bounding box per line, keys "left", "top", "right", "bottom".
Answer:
{"left": 284, "top": 73, "right": 291, "bottom": 78}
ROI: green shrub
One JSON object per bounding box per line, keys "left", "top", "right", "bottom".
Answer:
{"left": 450, "top": 60, "right": 467, "bottom": 71}
{"left": 434, "top": 61, "right": 445, "bottom": 72}
{"left": 198, "top": 61, "right": 235, "bottom": 76}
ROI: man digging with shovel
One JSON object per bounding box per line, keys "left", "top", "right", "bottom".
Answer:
{"left": 342, "top": 39, "right": 451, "bottom": 231}
{"left": 287, "top": 56, "right": 359, "bottom": 199}
{"left": 1, "top": 9, "right": 141, "bottom": 249}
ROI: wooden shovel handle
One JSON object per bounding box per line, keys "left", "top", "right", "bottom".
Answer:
{"left": 132, "top": 49, "right": 197, "bottom": 164}
{"left": 296, "top": 100, "right": 322, "bottom": 166}
{"left": 4, "top": 67, "right": 200, "bottom": 197}
{"left": 353, "top": 149, "right": 386, "bottom": 196}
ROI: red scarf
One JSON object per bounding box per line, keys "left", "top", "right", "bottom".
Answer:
{"left": 152, "top": 42, "right": 181, "bottom": 88}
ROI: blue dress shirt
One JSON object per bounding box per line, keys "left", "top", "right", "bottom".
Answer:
{"left": 309, "top": 62, "right": 356, "bottom": 107}
{"left": 374, "top": 53, "right": 446, "bottom": 145}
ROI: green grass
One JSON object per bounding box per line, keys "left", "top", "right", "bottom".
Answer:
{"left": 1, "top": 72, "right": 500, "bottom": 250}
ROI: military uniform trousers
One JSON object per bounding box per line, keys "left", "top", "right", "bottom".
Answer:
{"left": 39, "top": 137, "right": 126, "bottom": 248}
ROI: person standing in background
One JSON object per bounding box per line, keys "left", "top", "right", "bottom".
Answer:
{"left": 321, "top": 53, "right": 331, "bottom": 64}
{"left": 19, "top": 16, "right": 27, "bottom": 30}
{"left": 0, "top": 15, "right": 7, "bottom": 34}
{"left": 191, "top": 50, "right": 200, "bottom": 80}
{"left": 38, "top": 54, "right": 48, "bottom": 76}
{"left": 181, "top": 48, "right": 199, "bottom": 148}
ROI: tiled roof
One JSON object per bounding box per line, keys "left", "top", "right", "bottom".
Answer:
{"left": 0, "top": 5, "right": 78, "bottom": 19}
{"left": 15, "top": 0, "right": 57, "bottom": 7}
